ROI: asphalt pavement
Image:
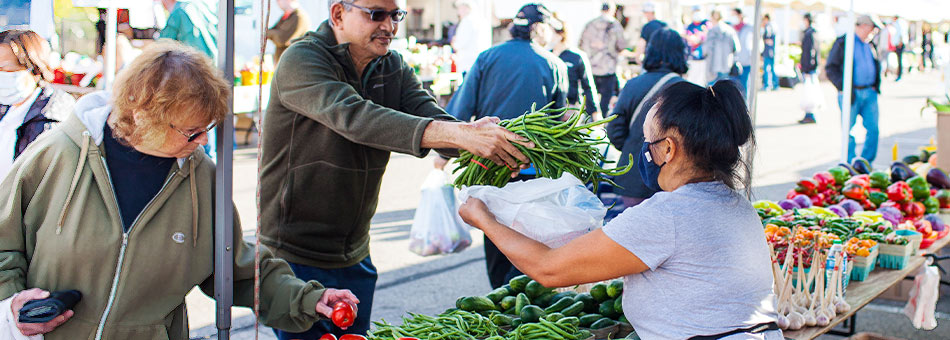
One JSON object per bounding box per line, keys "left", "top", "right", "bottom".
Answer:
{"left": 189, "top": 70, "right": 948, "bottom": 339}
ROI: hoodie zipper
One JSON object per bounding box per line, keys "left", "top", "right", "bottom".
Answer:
{"left": 94, "top": 155, "right": 179, "bottom": 340}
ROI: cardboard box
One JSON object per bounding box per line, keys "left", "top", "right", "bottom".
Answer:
{"left": 939, "top": 113, "right": 950, "bottom": 171}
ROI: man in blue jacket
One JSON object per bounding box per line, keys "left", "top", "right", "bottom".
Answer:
{"left": 444, "top": 3, "right": 568, "bottom": 289}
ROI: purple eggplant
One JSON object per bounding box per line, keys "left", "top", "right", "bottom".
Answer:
{"left": 851, "top": 157, "right": 873, "bottom": 175}
{"left": 793, "top": 194, "right": 813, "bottom": 208}
{"left": 838, "top": 163, "right": 857, "bottom": 176}
{"left": 778, "top": 199, "right": 801, "bottom": 210}
{"left": 839, "top": 199, "right": 864, "bottom": 216}
{"left": 890, "top": 162, "right": 915, "bottom": 182}
{"left": 924, "top": 214, "right": 946, "bottom": 232}
{"left": 877, "top": 206, "right": 903, "bottom": 226}
{"left": 927, "top": 168, "right": 950, "bottom": 189}
{"left": 828, "top": 205, "right": 849, "bottom": 217}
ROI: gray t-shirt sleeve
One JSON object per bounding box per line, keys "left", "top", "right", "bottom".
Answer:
{"left": 601, "top": 195, "right": 675, "bottom": 270}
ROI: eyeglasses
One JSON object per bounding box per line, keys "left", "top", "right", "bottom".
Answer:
{"left": 344, "top": 1, "right": 407, "bottom": 23}
{"left": 170, "top": 122, "right": 217, "bottom": 142}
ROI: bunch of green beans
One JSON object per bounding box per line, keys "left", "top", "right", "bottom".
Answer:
{"left": 452, "top": 101, "right": 633, "bottom": 192}
{"left": 503, "top": 319, "right": 585, "bottom": 340}
{"left": 368, "top": 310, "right": 501, "bottom": 340}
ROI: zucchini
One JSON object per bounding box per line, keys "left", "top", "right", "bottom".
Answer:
{"left": 514, "top": 293, "right": 530, "bottom": 314}
{"left": 550, "top": 291, "right": 577, "bottom": 304}
{"left": 544, "top": 297, "right": 575, "bottom": 314}
{"left": 535, "top": 291, "right": 559, "bottom": 307}
{"left": 490, "top": 313, "right": 514, "bottom": 326}
{"left": 509, "top": 275, "right": 531, "bottom": 293}
{"left": 590, "top": 317, "right": 618, "bottom": 330}
{"left": 599, "top": 299, "right": 619, "bottom": 318}
{"left": 579, "top": 313, "right": 603, "bottom": 327}
{"left": 519, "top": 305, "right": 544, "bottom": 323}
{"left": 590, "top": 283, "right": 609, "bottom": 302}
{"left": 574, "top": 292, "right": 597, "bottom": 313}
{"left": 544, "top": 312, "right": 565, "bottom": 322}
{"left": 606, "top": 279, "right": 623, "bottom": 299}
{"left": 561, "top": 301, "right": 585, "bottom": 316}
{"left": 458, "top": 296, "right": 496, "bottom": 312}
{"left": 486, "top": 287, "right": 509, "bottom": 303}
{"left": 511, "top": 317, "right": 522, "bottom": 328}
{"left": 613, "top": 295, "right": 623, "bottom": 315}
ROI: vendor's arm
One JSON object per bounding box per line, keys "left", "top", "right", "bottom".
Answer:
{"left": 276, "top": 44, "right": 529, "bottom": 167}
{"left": 200, "top": 210, "right": 358, "bottom": 332}
{"left": 459, "top": 198, "right": 648, "bottom": 288}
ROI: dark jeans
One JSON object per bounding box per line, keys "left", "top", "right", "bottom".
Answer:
{"left": 484, "top": 235, "right": 524, "bottom": 289}
{"left": 274, "top": 256, "right": 378, "bottom": 339}
{"left": 896, "top": 44, "right": 905, "bottom": 78}
{"left": 837, "top": 88, "right": 880, "bottom": 163}
{"left": 593, "top": 74, "right": 619, "bottom": 114}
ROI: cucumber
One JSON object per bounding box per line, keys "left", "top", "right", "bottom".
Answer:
{"left": 544, "top": 312, "right": 565, "bottom": 322}
{"left": 550, "top": 291, "right": 577, "bottom": 304}
{"left": 520, "top": 305, "right": 544, "bottom": 323}
{"left": 590, "top": 283, "right": 609, "bottom": 302}
{"left": 618, "top": 315, "right": 629, "bottom": 324}
{"left": 511, "top": 317, "right": 522, "bottom": 328}
{"left": 503, "top": 306, "right": 515, "bottom": 315}
{"left": 490, "top": 313, "right": 514, "bottom": 326}
{"left": 501, "top": 284, "right": 513, "bottom": 294}
{"left": 509, "top": 275, "right": 531, "bottom": 293}
{"left": 606, "top": 279, "right": 624, "bottom": 299}
{"left": 535, "top": 291, "right": 559, "bottom": 307}
{"left": 590, "top": 317, "right": 618, "bottom": 330}
{"left": 486, "top": 287, "right": 509, "bottom": 303}
{"left": 579, "top": 313, "right": 603, "bottom": 327}
{"left": 525, "top": 280, "right": 553, "bottom": 299}
{"left": 544, "top": 297, "right": 575, "bottom": 314}
{"left": 574, "top": 293, "right": 597, "bottom": 313}
{"left": 557, "top": 316, "right": 580, "bottom": 328}
{"left": 577, "top": 330, "right": 593, "bottom": 339}
{"left": 457, "top": 296, "right": 496, "bottom": 312}
{"left": 613, "top": 295, "right": 623, "bottom": 316}
{"left": 599, "top": 299, "right": 619, "bottom": 318}
{"left": 499, "top": 296, "right": 517, "bottom": 311}
{"left": 514, "top": 293, "right": 530, "bottom": 314}
{"left": 561, "top": 301, "right": 585, "bottom": 316}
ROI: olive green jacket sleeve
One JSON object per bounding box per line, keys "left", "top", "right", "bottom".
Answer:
{"left": 275, "top": 42, "right": 442, "bottom": 158}
{"left": 0, "top": 143, "right": 49, "bottom": 300}
{"left": 200, "top": 212, "right": 326, "bottom": 332}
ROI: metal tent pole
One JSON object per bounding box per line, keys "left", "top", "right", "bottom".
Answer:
{"left": 215, "top": 0, "right": 236, "bottom": 339}
{"left": 747, "top": 0, "right": 763, "bottom": 113}
{"left": 841, "top": 0, "right": 856, "bottom": 163}
{"left": 104, "top": 1, "right": 117, "bottom": 90}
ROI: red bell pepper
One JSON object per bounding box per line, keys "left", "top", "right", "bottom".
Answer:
{"left": 796, "top": 178, "right": 819, "bottom": 196}
{"left": 902, "top": 201, "right": 926, "bottom": 218}
{"left": 861, "top": 199, "right": 876, "bottom": 210}
{"left": 846, "top": 174, "right": 871, "bottom": 191}
{"left": 887, "top": 182, "right": 913, "bottom": 203}
{"left": 319, "top": 335, "right": 338, "bottom": 340}
{"left": 811, "top": 193, "right": 826, "bottom": 207}
{"left": 786, "top": 189, "right": 798, "bottom": 200}
{"left": 842, "top": 183, "right": 869, "bottom": 201}
{"left": 339, "top": 335, "right": 367, "bottom": 340}
{"left": 813, "top": 172, "right": 836, "bottom": 191}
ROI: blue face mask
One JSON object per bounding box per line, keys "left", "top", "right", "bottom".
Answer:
{"left": 637, "top": 138, "right": 668, "bottom": 191}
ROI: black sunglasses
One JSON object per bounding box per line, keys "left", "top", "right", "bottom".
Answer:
{"left": 170, "top": 122, "right": 217, "bottom": 143}
{"left": 344, "top": 1, "right": 407, "bottom": 23}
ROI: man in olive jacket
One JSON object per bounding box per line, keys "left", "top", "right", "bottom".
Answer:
{"left": 260, "top": 0, "right": 531, "bottom": 338}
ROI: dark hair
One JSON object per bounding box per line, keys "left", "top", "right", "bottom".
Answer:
{"left": 0, "top": 29, "right": 54, "bottom": 83}
{"left": 652, "top": 80, "right": 755, "bottom": 194}
{"left": 643, "top": 28, "right": 688, "bottom": 74}
{"left": 763, "top": 14, "right": 771, "bottom": 20}
{"left": 733, "top": 8, "right": 742, "bottom": 16}
{"left": 804, "top": 13, "right": 813, "bottom": 26}
{"left": 509, "top": 24, "right": 532, "bottom": 40}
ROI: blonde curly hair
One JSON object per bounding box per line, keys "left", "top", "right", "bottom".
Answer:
{"left": 111, "top": 40, "right": 229, "bottom": 149}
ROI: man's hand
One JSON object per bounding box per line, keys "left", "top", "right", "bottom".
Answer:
{"left": 422, "top": 119, "right": 534, "bottom": 170}
{"left": 458, "top": 197, "right": 497, "bottom": 229}
{"left": 12, "top": 289, "right": 73, "bottom": 336}
{"left": 315, "top": 288, "right": 360, "bottom": 319}
{"left": 433, "top": 157, "right": 449, "bottom": 170}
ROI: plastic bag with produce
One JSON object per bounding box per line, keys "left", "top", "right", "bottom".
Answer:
{"left": 459, "top": 173, "right": 607, "bottom": 248}
{"left": 408, "top": 170, "right": 472, "bottom": 256}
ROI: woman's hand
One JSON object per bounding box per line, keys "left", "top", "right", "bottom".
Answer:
{"left": 12, "top": 288, "right": 74, "bottom": 336}
{"left": 315, "top": 288, "right": 360, "bottom": 319}
{"left": 458, "top": 198, "right": 497, "bottom": 229}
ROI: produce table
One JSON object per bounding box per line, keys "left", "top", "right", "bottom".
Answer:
{"left": 783, "top": 233, "right": 950, "bottom": 340}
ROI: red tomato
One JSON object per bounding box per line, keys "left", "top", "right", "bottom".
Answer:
{"left": 331, "top": 301, "right": 356, "bottom": 329}
{"left": 318, "top": 335, "right": 337, "bottom": 340}
{"left": 338, "top": 335, "right": 367, "bottom": 340}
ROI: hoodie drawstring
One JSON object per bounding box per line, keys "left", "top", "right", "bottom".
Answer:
{"left": 190, "top": 157, "right": 198, "bottom": 247}
{"left": 57, "top": 132, "right": 91, "bottom": 234}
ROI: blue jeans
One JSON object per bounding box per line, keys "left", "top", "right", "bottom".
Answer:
{"left": 593, "top": 74, "right": 619, "bottom": 114}
{"left": 274, "top": 256, "right": 378, "bottom": 339}
{"left": 739, "top": 65, "right": 752, "bottom": 92}
{"left": 762, "top": 57, "right": 777, "bottom": 89}
{"left": 837, "top": 88, "right": 880, "bottom": 163}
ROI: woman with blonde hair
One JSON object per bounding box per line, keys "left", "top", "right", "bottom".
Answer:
{"left": 0, "top": 40, "right": 358, "bottom": 340}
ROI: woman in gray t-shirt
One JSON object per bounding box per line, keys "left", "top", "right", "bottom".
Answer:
{"left": 460, "top": 80, "right": 781, "bottom": 339}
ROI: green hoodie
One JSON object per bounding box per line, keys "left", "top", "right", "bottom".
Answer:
{"left": 0, "top": 92, "right": 325, "bottom": 340}
{"left": 259, "top": 21, "right": 457, "bottom": 268}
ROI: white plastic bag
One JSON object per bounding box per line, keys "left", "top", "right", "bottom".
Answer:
{"left": 408, "top": 170, "right": 472, "bottom": 256}
{"left": 903, "top": 260, "right": 940, "bottom": 330}
{"left": 798, "top": 73, "right": 823, "bottom": 113}
{"left": 458, "top": 173, "right": 607, "bottom": 248}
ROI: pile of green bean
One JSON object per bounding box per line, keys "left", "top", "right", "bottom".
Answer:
{"left": 368, "top": 310, "right": 500, "bottom": 340}
{"left": 452, "top": 101, "right": 633, "bottom": 192}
